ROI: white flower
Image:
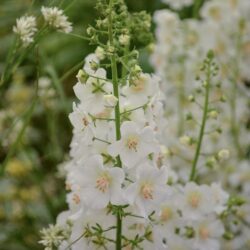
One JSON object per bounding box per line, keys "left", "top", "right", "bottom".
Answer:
{"left": 79, "top": 155, "right": 125, "bottom": 210}
{"left": 210, "top": 183, "right": 229, "bottom": 214}
{"left": 73, "top": 68, "right": 112, "bottom": 115}
{"left": 122, "top": 73, "right": 158, "bottom": 106}
{"left": 13, "top": 16, "right": 37, "bottom": 47}
{"left": 41, "top": 6, "right": 72, "bottom": 33}
{"left": 193, "top": 217, "right": 224, "bottom": 250}
{"left": 108, "top": 121, "right": 158, "bottom": 168}
{"left": 177, "top": 182, "right": 213, "bottom": 220}
{"left": 68, "top": 103, "right": 92, "bottom": 133}
{"left": 125, "top": 163, "right": 168, "bottom": 217}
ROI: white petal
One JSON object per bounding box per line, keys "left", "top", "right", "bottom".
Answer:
{"left": 125, "top": 183, "right": 138, "bottom": 204}
{"left": 120, "top": 121, "right": 138, "bottom": 136}
{"left": 107, "top": 140, "right": 123, "bottom": 157}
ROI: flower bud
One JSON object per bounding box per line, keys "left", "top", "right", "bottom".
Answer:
{"left": 208, "top": 110, "right": 218, "bottom": 119}
{"left": 218, "top": 149, "right": 230, "bottom": 161}
{"left": 76, "top": 69, "right": 88, "bottom": 83}
{"left": 104, "top": 94, "right": 118, "bottom": 108}
{"left": 95, "top": 46, "right": 105, "bottom": 60}
{"left": 179, "top": 135, "right": 192, "bottom": 146}
{"left": 119, "top": 34, "right": 130, "bottom": 46}
{"left": 188, "top": 95, "right": 195, "bottom": 102}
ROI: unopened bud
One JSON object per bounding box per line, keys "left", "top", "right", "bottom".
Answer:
{"left": 95, "top": 46, "right": 105, "bottom": 60}
{"left": 208, "top": 110, "right": 218, "bottom": 119}
{"left": 119, "top": 34, "right": 130, "bottom": 46}
{"left": 218, "top": 149, "right": 230, "bottom": 161}
{"left": 188, "top": 95, "right": 195, "bottom": 102}
{"left": 104, "top": 94, "right": 118, "bottom": 108}
{"left": 179, "top": 135, "right": 192, "bottom": 146}
{"left": 76, "top": 69, "right": 88, "bottom": 83}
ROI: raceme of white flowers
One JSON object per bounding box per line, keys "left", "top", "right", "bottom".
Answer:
{"left": 13, "top": 6, "right": 72, "bottom": 47}
{"left": 40, "top": 50, "right": 229, "bottom": 250}
{"left": 38, "top": 0, "right": 250, "bottom": 249}
{"left": 152, "top": 0, "right": 250, "bottom": 249}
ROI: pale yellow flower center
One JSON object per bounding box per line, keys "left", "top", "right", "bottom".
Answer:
{"left": 72, "top": 193, "right": 80, "bottom": 204}
{"left": 131, "top": 76, "right": 146, "bottom": 93}
{"left": 96, "top": 173, "right": 111, "bottom": 193}
{"left": 126, "top": 135, "right": 139, "bottom": 151}
{"left": 188, "top": 191, "right": 202, "bottom": 208}
{"left": 160, "top": 207, "right": 173, "bottom": 222}
{"left": 82, "top": 116, "right": 89, "bottom": 126}
{"left": 140, "top": 183, "right": 154, "bottom": 200}
{"left": 209, "top": 7, "right": 221, "bottom": 21}
{"left": 199, "top": 226, "right": 210, "bottom": 240}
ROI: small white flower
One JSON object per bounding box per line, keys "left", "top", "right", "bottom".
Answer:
{"left": 41, "top": 6, "right": 72, "bottom": 33}
{"left": 13, "top": 16, "right": 37, "bottom": 47}
{"left": 68, "top": 103, "right": 92, "bottom": 133}
{"left": 125, "top": 163, "right": 168, "bottom": 217}
{"left": 178, "top": 182, "right": 213, "bottom": 220}
{"left": 108, "top": 121, "right": 158, "bottom": 168}
{"left": 193, "top": 217, "right": 224, "bottom": 250}
{"left": 79, "top": 155, "right": 125, "bottom": 210}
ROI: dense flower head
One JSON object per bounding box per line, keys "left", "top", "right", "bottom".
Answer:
{"left": 13, "top": 16, "right": 37, "bottom": 47}
{"left": 41, "top": 6, "right": 72, "bottom": 33}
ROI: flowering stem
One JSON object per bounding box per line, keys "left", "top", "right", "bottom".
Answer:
{"left": 108, "top": 0, "right": 122, "bottom": 248}
{"left": 229, "top": 32, "right": 243, "bottom": 158}
{"left": 189, "top": 63, "right": 211, "bottom": 181}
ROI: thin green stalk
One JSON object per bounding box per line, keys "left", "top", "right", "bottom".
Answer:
{"left": 229, "top": 32, "right": 244, "bottom": 158}
{"left": 108, "top": 0, "right": 122, "bottom": 249}
{"left": 189, "top": 67, "right": 211, "bottom": 181}
{"left": 121, "top": 44, "right": 129, "bottom": 85}
{"left": 46, "top": 65, "right": 69, "bottom": 114}
{"left": 192, "top": 0, "right": 203, "bottom": 19}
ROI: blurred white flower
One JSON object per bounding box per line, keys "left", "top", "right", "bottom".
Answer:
{"left": 41, "top": 6, "right": 72, "bottom": 33}
{"left": 13, "top": 16, "right": 37, "bottom": 47}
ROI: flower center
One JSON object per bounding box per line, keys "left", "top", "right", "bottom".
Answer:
{"left": 96, "top": 173, "right": 111, "bottom": 193}
{"left": 126, "top": 135, "right": 139, "bottom": 151}
{"left": 160, "top": 207, "right": 173, "bottom": 222}
{"left": 188, "top": 191, "right": 202, "bottom": 208}
{"left": 199, "top": 226, "right": 210, "bottom": 240}
{"left": 72, "top": 193, "right": 80, "bottom": 204}
{"left": 140, "top": 183, "right": 153, "bottom": 200}
{"left": 131, "top": 76, "right": 146, "bottom": 93}
{"left": 82, "top": 116, "right": 89, "bottom": 127}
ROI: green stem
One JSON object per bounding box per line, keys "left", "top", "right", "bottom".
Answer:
{"left": 229, "top": 31, "right": 243, "bottom": 158}
{"left": 192, "top": 0, "right": 203, "bottom": 19}
{"left": 189, "top": 67, "right": 211, "bottom": 181}
{"left": 108, "top": 0, "right": 122, "bottom": 249}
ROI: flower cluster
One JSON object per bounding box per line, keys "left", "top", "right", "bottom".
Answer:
{"left": 151, "top": 0, "right": 250, "bottom": 248}
{"left": 13, "top": 6, "right": 72, "bottom": 47}
{"left": 41, "top": 6, "right": 72, "bottom": 33}
{"left": 13, "top": 16, "right": 37, "bottom": 47}
{"left": 39, "top": 0, "right": 232, "bottom": 249}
